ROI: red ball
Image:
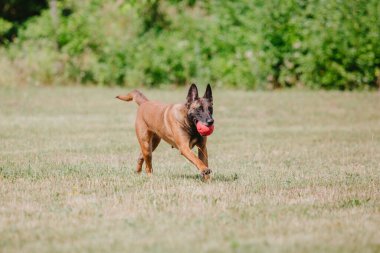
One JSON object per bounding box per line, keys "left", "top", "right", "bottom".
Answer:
{"left": 196, "top": 122, "right": 215, "bottom": 136}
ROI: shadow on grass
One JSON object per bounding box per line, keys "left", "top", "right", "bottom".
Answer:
{"left": 171, "top": 173, "right": 238, "bottom": 182}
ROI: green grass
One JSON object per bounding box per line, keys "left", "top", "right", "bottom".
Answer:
{"left": 0, "top": 87, "right": 379, "bottom": 253}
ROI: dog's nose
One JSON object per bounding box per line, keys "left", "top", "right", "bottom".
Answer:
{"left": 206, "top": 118, "right": 214, "bottom": 126}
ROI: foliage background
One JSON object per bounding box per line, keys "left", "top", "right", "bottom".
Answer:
{"left": 0, "top": 0, "right": 379, "bottom": 90}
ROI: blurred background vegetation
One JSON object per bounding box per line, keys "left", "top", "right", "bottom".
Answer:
{"left": 0, "top": 0, "right": 379, "bottom": 90}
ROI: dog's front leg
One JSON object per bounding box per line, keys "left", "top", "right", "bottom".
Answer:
{"left": 197, "top": 139, "right": 208, "bottom": 167}
{"left": 179, "top": 145, "right": 211, "bottom": 179}
{"left": 198, "top": 145, "right": 208, "bottom": 167}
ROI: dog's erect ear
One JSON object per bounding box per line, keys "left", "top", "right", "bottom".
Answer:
{"left": 187, "top": 83, "right": 199, "bottom": 104}
{"left": 203, "top": 83, "right": 213, "bottom": 101}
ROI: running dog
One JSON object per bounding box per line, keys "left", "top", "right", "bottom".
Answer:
{"left": 116, "top": 84, "right": 214, "bottom": 180}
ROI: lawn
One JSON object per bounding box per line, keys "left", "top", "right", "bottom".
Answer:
{"left": 0, "top": 87, "right": 379, "bottom": 253}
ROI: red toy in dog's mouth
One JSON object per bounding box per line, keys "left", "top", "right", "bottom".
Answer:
{"left": 196, "top": 122, "right": 215, "bottom": 136}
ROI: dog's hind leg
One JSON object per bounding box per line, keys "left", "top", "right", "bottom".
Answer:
{"left": 135, "top": 118, "right": 153, "bottom": 174}
{"left": 136, "top": 134, "right": 161, "bottom": 174}
{"left": 138, "top": 139, "right": 153, "bottom": 174}
{"left": 136, "top": 153, "right": 144, "bottom": 173}
{"left": 151, "top": 134, "right": 161, "bottom": 153}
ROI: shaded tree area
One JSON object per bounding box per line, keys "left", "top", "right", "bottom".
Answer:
{"left": 0, "top": 0, "right": 379, "bottom": 90}
{"left": 0, "top": 0, "right": 48, "bottom": 42}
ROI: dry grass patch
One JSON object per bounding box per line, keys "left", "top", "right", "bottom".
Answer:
{"left": 1, "top": 87, "right": 379, "bottom": 253}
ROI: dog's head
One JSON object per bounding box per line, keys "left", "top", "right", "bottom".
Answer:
{"left": 186, "top": 83, "right": 214, "bottom": 127}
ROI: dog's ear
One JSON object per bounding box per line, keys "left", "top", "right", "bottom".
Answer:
{"left": 187, "top": 83, "right": 199, "bottom": 104}
{"left": 203, "top": 83, "right": 213, "bottom": 101}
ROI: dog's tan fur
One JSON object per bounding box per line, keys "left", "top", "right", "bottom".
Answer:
{"left": 116, "top": 84, "right": 213, "bottom": 179}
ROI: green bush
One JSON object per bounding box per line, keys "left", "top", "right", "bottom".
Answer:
{"left": 0, "top": 18, "right": 12, "bottom": 38}
{"left": 299, "top": 0, "right": 380, "bottom": 90}
{"left": 0, "top": 0, "right": 379, "bottom": 89}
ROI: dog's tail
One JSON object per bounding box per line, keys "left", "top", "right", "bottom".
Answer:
{"left": 116, "top": 90, "right": 148, "bottom": 106}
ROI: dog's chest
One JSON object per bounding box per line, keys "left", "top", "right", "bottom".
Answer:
{"left": 189, "top": 135, "right": 203, "bottom": 149}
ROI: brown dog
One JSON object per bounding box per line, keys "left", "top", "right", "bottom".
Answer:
{"left": 116, "top": 84, "right": 214, "bottom": 179}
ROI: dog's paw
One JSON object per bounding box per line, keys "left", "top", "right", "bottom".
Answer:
{"left": 201, "top": 169, "right": 212, "bottom": 177}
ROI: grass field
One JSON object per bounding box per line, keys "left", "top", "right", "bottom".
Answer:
{"left": 0, "top": 87, "right": 379, "bottom": 253}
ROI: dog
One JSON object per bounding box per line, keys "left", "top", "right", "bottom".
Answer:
{"left": 116, "top": 84, "right": 214, "bottom": 180}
